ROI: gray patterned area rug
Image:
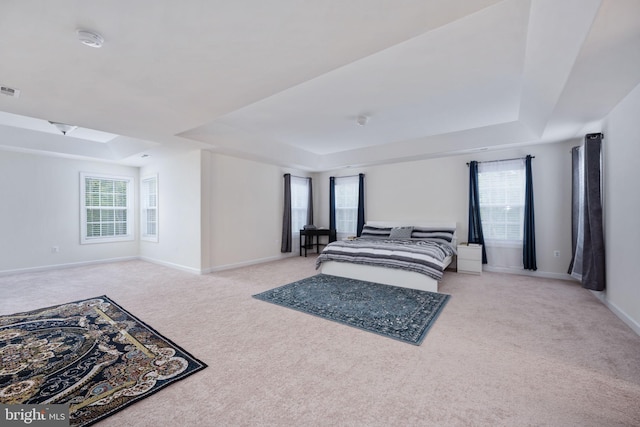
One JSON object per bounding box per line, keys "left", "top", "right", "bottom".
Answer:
{"left": 253, "top": 274, "right": 450, "bottom": 345}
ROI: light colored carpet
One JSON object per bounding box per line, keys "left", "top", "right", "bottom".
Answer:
{"left": 1, "top": 257, "right": 639, "bottom": 426}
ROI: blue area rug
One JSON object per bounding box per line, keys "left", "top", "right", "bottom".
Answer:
{"left": 253, "top": 274, "right": 450, "bottom": 345}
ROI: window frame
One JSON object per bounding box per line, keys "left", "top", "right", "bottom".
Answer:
{"left": 80, "top": 172, "right": 134, "bottom": 244}
{"left": 290, "top": 176, "right": 310, "bottom": 235}
{"left": 334, "top": 176, "right": 359, "bottom": 235}
{"left": 477, "top": 159, "right": 526, "bottom": 247}
{"left": 140, "top": 174, "right": 159, "bottom": 242}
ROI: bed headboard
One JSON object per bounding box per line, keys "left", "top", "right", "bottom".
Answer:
{"left": 365, "top": 220, "right": 458, "bottom": 245}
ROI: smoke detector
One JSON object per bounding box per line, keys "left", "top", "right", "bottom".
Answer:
{"left": 76, "top": 29, "right": 104, "bottom": 48}
{"left": 356, "top": 115, "right": 369, "bottom": 126}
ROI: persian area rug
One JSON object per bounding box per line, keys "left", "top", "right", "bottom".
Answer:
{"left": 253, "top": 274, "right": 450, "bottom": 345}
{"left": 0, "top": 296, "right": 206, "bottom": 426}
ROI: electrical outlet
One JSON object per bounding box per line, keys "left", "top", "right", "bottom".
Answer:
{"left": 553, "top": 250, "right": 560, "bottom": 257}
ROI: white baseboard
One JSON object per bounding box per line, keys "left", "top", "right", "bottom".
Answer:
{"left": 482, "top": 265, "right": 574, "bottom": 281}
{"left": 472, "top": 266, "right": 639, "bottom": 337}
{"left": 0, "top": 252, "right": 301, "bottom": 277}
{"left": 4, "top": 254, "right": 637, "bottom": 338}
{"left": 137, "top": 256, "right": 203, "bottom": 275}
{"left": 205, "top": 253, "right": 296, "bottom": 274}
{"left": 142, "top": 253, "right": 299, "bottom": 274}
{"left": 0, "top": 257, "right": 138, "bottom": 277}
{"left": 591, "top": 291, "right": 640, "bottom": 337}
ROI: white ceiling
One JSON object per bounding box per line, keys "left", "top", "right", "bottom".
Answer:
{"left": 0, "top": 0, "right": 639, "bottom": 171}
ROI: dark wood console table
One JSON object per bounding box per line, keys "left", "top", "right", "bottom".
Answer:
{"left": 299, "top": 228, "right": 337, "bottom": 257}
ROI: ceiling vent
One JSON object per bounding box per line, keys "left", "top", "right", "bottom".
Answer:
{"left": 1, "top": 86, "right": 20, "bottom": 98}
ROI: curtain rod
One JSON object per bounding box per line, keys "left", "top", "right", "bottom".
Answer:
{"left": 283, "top": 173, "right": 311, "bottom": 179}
{"left": 330, "top": 173, "right": 365, "bottom": 179}
{"left": 570, "top": 133, "right": 605, "bottom": 152}
{"left": 466, "top": 156, "right": 534, "bottom": 166}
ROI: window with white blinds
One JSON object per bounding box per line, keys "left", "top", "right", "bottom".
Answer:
{"left": 80, "top": 173, "right": 134, "bottom": 244}
{"left": 334, "top": 176, "right": 359, "bottom": 234}
{"left": 291, "top": 176, "right": 309, "bottom": 233}
{"left": 141, "top": 174, "right": 158, "bottom": 242}
{"left": 478, "top": 158, "right": 526, "bottom": 244}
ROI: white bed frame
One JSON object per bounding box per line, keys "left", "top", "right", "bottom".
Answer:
{"left": 320, "top": 220, "right": 457, "bottom": 293}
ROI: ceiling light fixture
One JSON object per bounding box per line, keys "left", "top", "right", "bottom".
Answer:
{"left": 49, "top": 121, "right": 77, "bottom": 135}
{"left": 76, "top": 29, "right": 104, "bottom": 48}
{"left": 356, "top": 115, "right": 369, "bottom": 126}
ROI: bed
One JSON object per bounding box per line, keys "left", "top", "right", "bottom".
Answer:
{"left": 315, "top": 221, "right": 457, "bottom": 293}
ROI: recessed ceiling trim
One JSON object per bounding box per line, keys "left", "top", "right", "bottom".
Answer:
{"left": 48, "top": 121, "right": 77, "bottom": 135}
{"left": 0, "top": 112, "right": 118, "bottom": 143}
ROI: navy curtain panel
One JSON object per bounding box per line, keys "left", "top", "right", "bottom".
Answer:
{"left": 329, "top": 176, "right": 336, "bottom": 231}
{"left": 582, "top": 133, "right": 606, "bottom": 291}
{"left": 280, "top": 173, "right": 292, "bottom": 253}
{"left": 306, "top": 177, "right": 313, "bottom": 227}
{"left": 357, "top": 173, "right": 365, "bottom": 236}
{"left": 467, "top": 161, "right": 487, "bottom": 263}
{"left": 523, "top": 155, "right": 537, "bottom": 270}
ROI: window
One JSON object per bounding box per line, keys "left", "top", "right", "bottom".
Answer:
{"left": 80, "top": 173, "right": 133, "bottom": 244}
{"left": 334, "top": 176, "right": 359, "bottom": 234}
{"left": 291, "top": 176, "right": 309, "bottom": 233}
{"left": 141, "top": 174, "right": 158, "bottom": 242}
{"left": 478, "top": 159, "right": 526, "bottom": 244}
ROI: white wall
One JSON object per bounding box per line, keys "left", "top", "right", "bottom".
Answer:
{"left": 0, "top": 150, "right": 138, "bottom": 273}
{"left": 139, "top": 150, "right": 203, "bottom": 273}
{"left": 603, "top": 83, "right": 640, "bottom": 333}
{"left": 316, "top": 141, "right": 576, "bottom": 277}
{"left": 204, "top": 153, "right": 310, "bottom": 271}
{"left": 3, "top": 103, "right": 637, "bottom": 334}
{"left": 0, "top": 148, "right": 310, "bottom": 275}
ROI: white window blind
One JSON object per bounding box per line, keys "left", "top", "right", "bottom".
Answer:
{"left": 291, "top": 176, "right": 309, "bottom": 233}
{"left": 80, "top": 173, "right": 133, "bottom": 244}
{"left": 141, "top": 174, "right": 158, "bottom": 242}
{"left": 478, "top": 158, "right": 526, "bottom": 244}
{"left": 335, "top": 176, "right": 359, "bottom": 234}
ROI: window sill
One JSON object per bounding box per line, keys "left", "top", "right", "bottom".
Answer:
{"left": 81, "top": 235, "right": 135, "bottom": 244}
{"left": 483, "top": 240, "right": 523, "bottom": 249}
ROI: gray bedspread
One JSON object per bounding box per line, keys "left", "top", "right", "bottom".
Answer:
{"left": 315, "top": 238, "right": 456, "bottom": 281}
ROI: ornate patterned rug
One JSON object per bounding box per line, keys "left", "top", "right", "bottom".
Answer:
{"left": 0, "top": 296, "right": 206, "bottom": 426}
{"left": 253, "top": 274, "right": 450, "bottom": 345}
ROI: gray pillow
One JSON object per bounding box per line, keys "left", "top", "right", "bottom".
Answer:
{"left": 411, "top": 227, "right": 456, "bottom": 242}
{"left": 361, "top": 225, "right": 392, "bottom": 239}
{"left": 389, "top": 226, "right": 414, "bottom": 239}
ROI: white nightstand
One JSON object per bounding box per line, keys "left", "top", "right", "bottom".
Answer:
{"left": 457, "top": 243, "right": 482, "bottom": 275}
